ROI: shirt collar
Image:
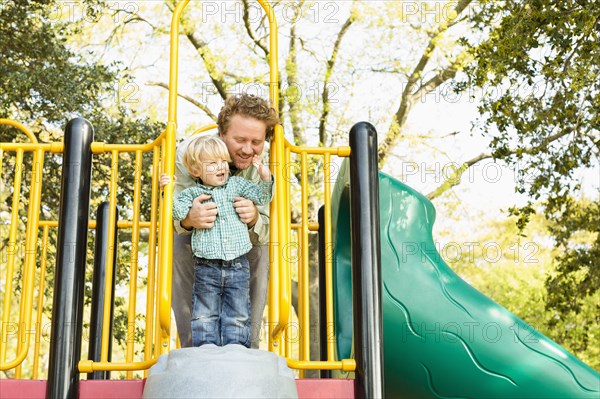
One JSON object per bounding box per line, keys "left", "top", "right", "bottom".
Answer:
{"left": 195, "top": 176, "right": 230, "bottom": 190}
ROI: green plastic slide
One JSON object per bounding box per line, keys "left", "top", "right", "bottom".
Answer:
{"left": 332, "top": 163, "right": 600, "bottom": 398}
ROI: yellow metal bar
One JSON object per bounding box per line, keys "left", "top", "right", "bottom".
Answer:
{"left": 167, "top": 1, "right": 189, "bottom": 124}
{"left": 158, "top": 131, "right": 174, "bottom": 353}
{"left": 114, "top": 221, "right": 152, "bottom": 228}
{"left": 299, "top": 153, "right": 310, "bottom": 363}
{"left": 154, "top": 139, "right": 165, "bottom": 355}
{"left": 283, "top": 325, "right": 290, "bottom": 359}
{"left": 0, "top": 147, "right": 4, "bottom": 362}
{"left": 292, "top": 225, "right": 304, "bottom": 379}
{"left": 32, "top": 225, "right": 50, "bottom": 379}
{"left": 323, "top": 153, "right": 335, "bottom": 360}
{"left": 90, "top": 136, "right": 166, "bottom": 154}
{"left": 37, "top": 220, "right": 152, "bottom": 229}
{"left": 271, "top": 130, "right": 291, "bottom": 341}
{"left": 1, "top": 147, "right": 45, "bottom": 372}
{"left": 100, "top": 151, "right": 120, "bottom": 362}
{"left": 286, "top": 358, "right": 356, "bottom": 372}
{"left": 285, "top": 145, "right": 293, "bottom": 340}
{"left": 291, "top": 222, "right": 319, "bottom": 232}
{"left": 256, "top": 0, "right": 279, "bottom": 108}
{"left": 288, "top": 145, "right": 351, "bottom": 157}
{"left": 0, "top": 118, "right": 38, "bottom": 143}
{"left": 18, "top": 147, "right": 45, "bottom": 377}
{"left": 1, "top": 149, "right": 24, "bottom": 369}
{"left": 144, "top": 145, "right": 161, "bottom": 374}
{"left": 0, "top": 142, "right": 63, "bottom": 153}
{"left": 38, "top": 220, "right": 58, "bottom": 227}
{"left": 191, "top": 124, "right": 218, "bottom": 136}
{"left": 0, "top": 122, "right": 44, "bottom": 373}
{"left": 125, "top": 150, "right": 143, "bottom": 379}
{"left": 268, "top": 138, "right": 280, "bottom": 352}
{"left": 159, "top": 139, "right": 168, "bottom": 344}
{"left": 158, "top": 0, "right": 193, "bottom": 353}
{"left": 79, "top": 359, "right": 158, "bottom": 373}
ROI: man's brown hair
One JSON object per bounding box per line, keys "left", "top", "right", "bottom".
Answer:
{"left": 217, "top": 94, "right": 279, "bottom": 141}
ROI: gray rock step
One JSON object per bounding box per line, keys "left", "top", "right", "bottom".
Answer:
{"left": 143, "top": 345, "right": 298, "bottom": 399}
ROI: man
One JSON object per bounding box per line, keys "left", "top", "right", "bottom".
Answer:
{"left": 171, "top": 94, "right": 279, "bottom": 348}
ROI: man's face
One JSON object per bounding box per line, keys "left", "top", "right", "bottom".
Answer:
{"left": 220, "top": 114, "right": 267, "bottom": 170}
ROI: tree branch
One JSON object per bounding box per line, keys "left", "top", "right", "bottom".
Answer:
{"left": 242, "top": 0, "right": 269, "bottom": 57}
{"left": 426, "top": 152, "right": 491, "bottom": 199}
{"left": 426, "top": 127, "right": 576, "bottom": 200}
{"left": 146, "top": 81, "right": 217, "bottom": 121}
{"left": 412, "top": 60, "right": 462, "bottom": 103}
{"left": 378, "top": 0, "right": 473, "bottom": 167}
{"left": 319, "top": 13, "right": 354, "bottom": 146}
{"left": 184, "top": 31, "right": 228, "bottom": 100}
{"left": 286, "top": 24, "right": 304, "bottom": 147}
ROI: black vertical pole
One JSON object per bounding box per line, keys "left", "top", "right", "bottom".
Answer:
{"left": 88, "top": 202, "right": 118, "bottom": 380}
{"left": 349, "top": 122, "right": 384, "bottom": 399}
{"left": 317, "top": 206, "right": 331, "bottom": 379}
{"left": 46, "top": 118, "right": 94, "bottom": 399}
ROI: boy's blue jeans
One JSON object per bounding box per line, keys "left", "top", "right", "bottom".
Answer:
{"left": 191, "top": 255, "right": 251, "bottom": 348}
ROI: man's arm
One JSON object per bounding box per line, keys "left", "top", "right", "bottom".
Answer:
{"left": 234, "top": 165, "right": 270, "bottom": 245}
{"left": 172, "top": 188, "right": 197, "bottom": 221}
{"left": 235, "top": 176, "right": 273, "bottom": 206}
{"left": 250, "top": 200, "right": 269, "bottom": 245}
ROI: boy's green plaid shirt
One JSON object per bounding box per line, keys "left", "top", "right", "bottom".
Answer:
{"left": 172, "top": 176, "right": 273, "bottom": 261}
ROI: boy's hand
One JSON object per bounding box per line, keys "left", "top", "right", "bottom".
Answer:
{"left": 159, "top": 173, "right": 176, "bottom": 189}
{"left": 252, "top": 155, "right": 272, "bottom": 181}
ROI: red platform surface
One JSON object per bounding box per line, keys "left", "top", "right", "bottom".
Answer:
{"left": 296, "top": 379, "right": 355, "bottom": 398}
{"left": 0, "top": 380, "right": 47, "bottom": 399}
{"left": 0, "top": 378, "right": 355, "bottom": 398}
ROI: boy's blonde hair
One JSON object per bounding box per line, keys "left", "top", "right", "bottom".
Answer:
{"left": 183, "top": 135, "right": 232, "bottom": 173}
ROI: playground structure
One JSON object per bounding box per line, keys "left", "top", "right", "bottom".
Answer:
{"left": 1, "top": 1, "right": 599, "bottom": 398}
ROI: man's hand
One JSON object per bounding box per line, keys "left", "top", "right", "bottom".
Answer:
{"left": 233, "top": 197, "right": 259, "bottom": 227}
{"left": 181, "top": 194, "right": 218, "bottom": 230}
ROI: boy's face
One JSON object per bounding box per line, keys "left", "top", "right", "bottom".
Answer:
{"left": 220, "top": 114, "right": 267, "bottom": 170}
{"left": 190, "top": 158, "right": 229, "bottom": 187}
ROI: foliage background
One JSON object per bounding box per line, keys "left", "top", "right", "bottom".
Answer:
{"left": 1, "top": 0, "right": 598, "bottom": 375}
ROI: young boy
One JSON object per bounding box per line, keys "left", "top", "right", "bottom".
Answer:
{"left": 161, "top": 135, "right": 273, "bottom": 348}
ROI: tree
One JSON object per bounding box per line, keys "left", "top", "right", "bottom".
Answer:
{"left": 546, "top": 198, "right": 599, "bottom": 369}
{"left": 1, "top": 0, "right": 112, "bottom": 126}
{"left": 456, "top": 0, "right": 599, "bottom": 343}
{"left": 1, "top": 0, "right": 163, "bottom": 378}
{"left": 439, "top": 205, "right": 599, "bottom": 370}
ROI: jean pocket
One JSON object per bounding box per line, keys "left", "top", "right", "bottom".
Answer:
{"left": 232, "top": 257, "right": 249, "bottom": 271}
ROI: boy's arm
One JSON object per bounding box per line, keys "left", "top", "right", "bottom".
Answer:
{"left": 235, "top": 176, "right": 274, "bottom": 206}
{"left": 234, "top": 167, "right": 270, "bottom": 245}
{"left": 173, "top": 137, "right": 199, "bottom": 234}
{"left": 172, "top": 187, "right": 200, "bottom": 221}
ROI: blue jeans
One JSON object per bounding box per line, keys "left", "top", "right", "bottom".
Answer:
{"left": 191, "top": 255, "right": 251, "bottom": 348}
